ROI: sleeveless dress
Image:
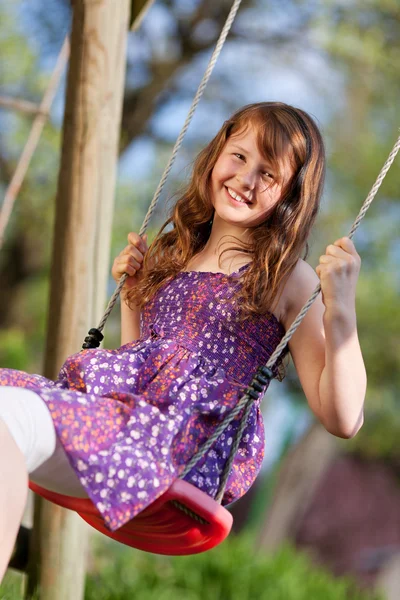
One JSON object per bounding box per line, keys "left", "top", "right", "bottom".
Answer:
{"left": 0, "top": 266, "right": 286, "bottom": 531}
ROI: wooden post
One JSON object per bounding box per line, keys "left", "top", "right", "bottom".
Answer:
{"left": 26, "top": 1, "right": 131, "bottom": 598}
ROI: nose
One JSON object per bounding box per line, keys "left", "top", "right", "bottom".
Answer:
{"left": 236, "top": 166, "right": 257, "bottom": 189}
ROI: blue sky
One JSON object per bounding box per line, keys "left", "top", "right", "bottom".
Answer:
{"left": 15, "top": 0, "right": 344, "bottom": 183}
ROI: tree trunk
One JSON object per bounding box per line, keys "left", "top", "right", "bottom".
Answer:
{"left": 255, "top": 423, "right": 340, "bottom": 552}
{"left": 26, "top": 1, "right": 130, "bottom": 598}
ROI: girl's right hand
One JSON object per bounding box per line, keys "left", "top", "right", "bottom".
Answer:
{"left": 111, "top": 232, "right": 148, "bottom": 290}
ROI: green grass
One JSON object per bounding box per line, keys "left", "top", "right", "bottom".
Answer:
{"left": 85, "top": 534, "right": 383, "bottom": 600}
{"left": 2, "top": 533, "right": 383, "bottom": 600}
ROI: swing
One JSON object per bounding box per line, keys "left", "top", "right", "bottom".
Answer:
{"left": 28, "top": 0, "right": 400, "bottom": 556}
{"left": 29, "top": 479, "right": 232, "bottom": 555}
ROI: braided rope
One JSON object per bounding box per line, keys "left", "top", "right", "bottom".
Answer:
{"left": 180, "top": 391, "right": 251, "bottom": 478}
{"left": 170, "top": 500, "right": 209, "bottom": 525}
{"left": 180, "top": 131, "right": 400, "bottom": 501}
{"left": 215, "top": 397, "right": 254, "bottom": 502}
{"left": 95, "top": 0, "right": 243, "bottom": 334}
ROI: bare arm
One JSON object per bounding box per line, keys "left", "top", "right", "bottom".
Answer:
{"left": 283, "top": 238, "right": 366, "bottom": 439}
{"left": 121, "top": 298, "right": 141, "bottom": 345}
{"left": 111, "top": 232, "right": 148, "bottom": 346}
{"left": 318, "top": 305, "right": 366, "bottom": 438}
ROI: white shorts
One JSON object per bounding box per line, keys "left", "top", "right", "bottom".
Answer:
{"left": 0, "top": 386, "right": 88, "bottom": 498}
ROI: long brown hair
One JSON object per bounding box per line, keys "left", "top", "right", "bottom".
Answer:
{"left": 127, "top": 102, "right": 325, "bottom": 319}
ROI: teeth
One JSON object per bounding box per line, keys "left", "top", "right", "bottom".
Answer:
{"left": 227, "top": 188, "right": 250, "bottom": 204}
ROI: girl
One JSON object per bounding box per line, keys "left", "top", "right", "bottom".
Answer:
{"left": 0, "top": 102, "right": 366, "bottom": 578}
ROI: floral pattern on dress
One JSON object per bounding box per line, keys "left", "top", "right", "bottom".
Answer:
{"left": 0, "top": 267, "right": 285, "bottom": 531}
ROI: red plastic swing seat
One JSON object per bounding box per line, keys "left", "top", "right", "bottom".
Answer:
{"left": 29, "top": 479, "right": 233, "bottom": 555}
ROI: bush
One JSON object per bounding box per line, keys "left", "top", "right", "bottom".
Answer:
{"left": 85, "top": 533, "right": 383, "bottom": 600}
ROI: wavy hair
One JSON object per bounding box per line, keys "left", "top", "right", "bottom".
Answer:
{"left": 127, "top": 102, "right": 325, "bottom": 321}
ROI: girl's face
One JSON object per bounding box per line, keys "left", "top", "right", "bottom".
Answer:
{"left": 210, "top": 125, "right": 293, "bottom": 228}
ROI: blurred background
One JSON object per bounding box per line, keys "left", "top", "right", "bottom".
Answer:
{"left": 0, "top": 0, "right": 399, "bottom": 598}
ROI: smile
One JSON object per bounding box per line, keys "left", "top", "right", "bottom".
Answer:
{"left": 226, "top": 187, "right": 252, "bottom": 206}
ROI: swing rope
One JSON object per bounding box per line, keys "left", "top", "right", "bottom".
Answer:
{"left": 83, "top": 0, "right": 243, "bottom": 349}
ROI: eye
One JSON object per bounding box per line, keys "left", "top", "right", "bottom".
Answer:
{"left": 234, "top": 153, "right": 245, "bottom": 161}
{"left": 261, "top": 171, "right": 274, "bottom": 180}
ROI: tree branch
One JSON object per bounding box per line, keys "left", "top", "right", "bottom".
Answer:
{"left": 0, "top": 96, "right": 46, "bottom": 116}
{"left": 0, "top": 37, "right": 70, "bottom": 249}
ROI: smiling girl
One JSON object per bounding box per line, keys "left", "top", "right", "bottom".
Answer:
{"left": 0, "top": 102, "right": 366, "bottom": 578}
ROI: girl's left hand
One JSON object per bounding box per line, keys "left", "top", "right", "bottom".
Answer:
{"left": 315, "top": 237, "right": 361, "bottom": 313}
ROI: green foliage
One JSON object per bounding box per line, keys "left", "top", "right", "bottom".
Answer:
{"left": 345, "top": 390, "right": 400, "bottom": 463}
{"left": 320, "top": 0, "right": 400, "bottom": 80}
{"left": 300, "top": 0, "right": 400, "bottom": 461}
{"left": 0, "top": 329, "right": 29, "bottom": 371}
{"left": 356, "top": 272, "right": 400, "bottom": 388}
{"left": 85, "top": 534, "right": 382, "bottom": 600}
{"left": 0, "top": 4, "right": 37, "bottom": 89}
{"left": 0, "top": 570, "right": 25, "bottom": 600}
{"left": 0, "top": 572, "right": 41, "bottom": 600}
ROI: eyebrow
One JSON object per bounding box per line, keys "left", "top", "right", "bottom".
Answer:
{"left": 230, "top": 144, "right": 249, "bottom": 155}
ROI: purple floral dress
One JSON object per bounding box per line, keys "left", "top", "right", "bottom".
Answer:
{"left": 0, "top": 266, "right": 285, "bottom": 531}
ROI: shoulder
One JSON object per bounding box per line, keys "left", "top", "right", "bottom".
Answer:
{"left": 288, "top": 258, "right": 319, "bottom": 292}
